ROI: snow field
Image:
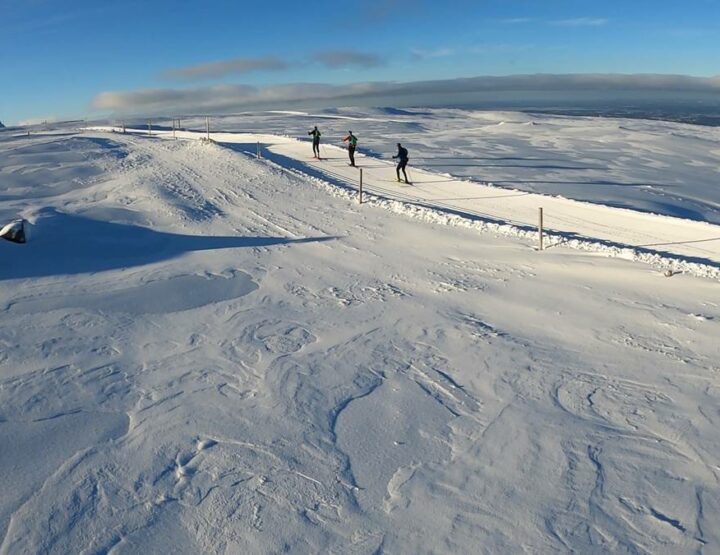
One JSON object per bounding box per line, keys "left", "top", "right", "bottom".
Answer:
{"left": 0, "top": 120, "right": 719, "bottom": 553}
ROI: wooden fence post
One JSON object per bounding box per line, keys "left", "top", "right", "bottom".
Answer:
{"left": 538, "top": 207, "right": 544, "bottom": 251}
{"left": 359, "top": 168, "right": 363, "bottom": 204}
{"left": 206, "top": 116, "right": 210, "bottom": 140}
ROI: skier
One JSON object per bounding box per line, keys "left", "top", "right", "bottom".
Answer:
{"left": 308, "top": 126, "right": 322, "bottom": 159}
{"left": 343, "top": 130, "right": 358, "bottom": 167}
{"left": 392, "top": 142, "right": 410, "bottom": 184}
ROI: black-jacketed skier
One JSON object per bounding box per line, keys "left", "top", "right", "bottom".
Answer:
{"left": 308, "top": 126, "right": 322, "bottom": 158}
{"left": 393, "top": 143, "right": 410, "bottom": 183}
{"left": 343, "top": 131, "right": 358, "bottom": 167}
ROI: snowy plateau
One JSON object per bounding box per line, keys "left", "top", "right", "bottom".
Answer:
{"left": 1, "top": 108, "right": 719, "bottom": 554}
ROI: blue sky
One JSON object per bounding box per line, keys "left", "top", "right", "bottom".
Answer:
{"left": 1, "top": 0, "right": 719, "bottom": 124}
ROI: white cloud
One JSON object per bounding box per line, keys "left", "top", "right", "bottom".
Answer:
{"left": 92, "top": 82, "right": 385, "bottom": 114}
{"left": 410, "top": 47, "right": 455, "bottom": 60}
{"left": 551, "top": 17, "right": 608, "bottom": 27}
{"left": 468, "top": 43, "right": 532, "bottom": 55}
{"left": 500, "top": 18, "right": 533, "bottom": 24}
{"left": 163, "top": 57, "right": 289, "bottom": 81}
{"left": 92, "top": 74, "right": 720, "bottom": 116}
{"left": 161, "top": 51, "right": 384, "bottom": 81}
{"left": 311, "top": 51, "right": 385, "bottom": 69}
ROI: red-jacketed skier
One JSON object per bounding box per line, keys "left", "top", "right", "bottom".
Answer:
{"left": 343, "top": 131, "right": 358, "bottom": 167}
{"left": 308, "top": 126, "right": 322, "bottom": 159}
{"left": 393, "top": 143, "right": 410, "bottom": 184}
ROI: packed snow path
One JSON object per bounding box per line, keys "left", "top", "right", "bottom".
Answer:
{"left": 101, "top": 127, "right": 720, "bottom": 275}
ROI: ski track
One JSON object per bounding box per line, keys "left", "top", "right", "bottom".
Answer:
{"left": 1, "top": 124, "right": 719, "bottom": 553}
{"left": 100, "top": 121, "right": 720, "bottom": 279}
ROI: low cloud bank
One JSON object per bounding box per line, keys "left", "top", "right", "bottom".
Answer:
{"left": 93, "top": 74, "right": 720, "bottom": 116}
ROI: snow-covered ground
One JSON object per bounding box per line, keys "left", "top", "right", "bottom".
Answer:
{"left": 1, "top": 114, "right": 719, "bottom": 553}
{"left": 143, "top": 108, "right": 720, "bottom": 225}
{"left": 97, "top": 116, "right": 720, "bottom": 279}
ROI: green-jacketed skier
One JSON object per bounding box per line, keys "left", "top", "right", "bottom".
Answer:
{"left": 343, "top": 131, "right": 358, "bottom": 167}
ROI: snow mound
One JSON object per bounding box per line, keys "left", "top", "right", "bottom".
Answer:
{"left": 0, "top": 219, "right": 28, "bottom": 243}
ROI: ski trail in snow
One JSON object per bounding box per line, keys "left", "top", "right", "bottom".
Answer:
{"left": 91, "top": 127, "right": 720, "bottom": 279}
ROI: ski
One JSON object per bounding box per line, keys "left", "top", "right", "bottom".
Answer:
{"left": 378, "top": 179, "right": 413, "bottom": 184}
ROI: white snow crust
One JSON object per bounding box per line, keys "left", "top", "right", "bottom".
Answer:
{"left": 1, "top": 111, "right": 719, "bottom": 554}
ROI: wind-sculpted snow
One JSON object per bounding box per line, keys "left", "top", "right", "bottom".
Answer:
{"left": 7, "top": 271, "right": 258, "bottom": 315}
{"left": 0, "top": 123, "right": 719, "bottom": 553}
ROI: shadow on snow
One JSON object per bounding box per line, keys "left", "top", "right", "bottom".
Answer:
{"left": 0, "top": 208, "right": 336, "bottom": 280}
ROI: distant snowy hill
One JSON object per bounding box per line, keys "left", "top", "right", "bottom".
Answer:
{"left": 0, "top": 121, "right": 5, "bottom": 128}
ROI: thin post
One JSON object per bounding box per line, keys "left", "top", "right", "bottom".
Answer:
{"left": 173, "top": 118, "right": 176, "bottom": 140}
{"left": 206, "top": 116, "right": 210, "bottom": 140}
{"left": 148, "top": 120, "right": 152, "bottom": 136}
{"left": 538, "top": 207, "right": 544, "bottom": 251}
{"left": 257, "top": 141, "right": 260, "bottom": 159}
{"left": 122, "top": 121, "right": 126, "bottom": 134}
{"left": 359, "top": 168, "right": 363, "bottom": 204}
